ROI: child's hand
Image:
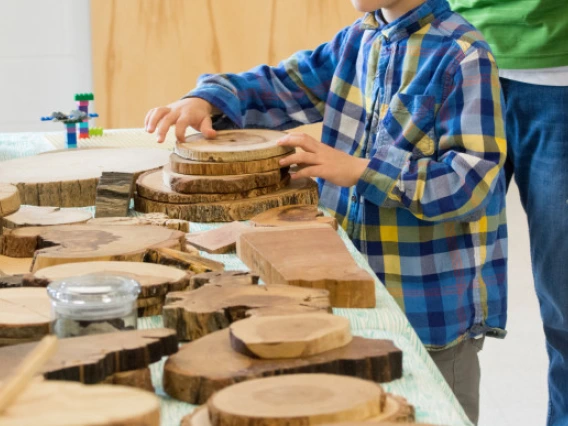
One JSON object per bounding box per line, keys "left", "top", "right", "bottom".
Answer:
{"left": 278, "top": 133, "right": 370, "bottom": 187}
{"left": 145, "top": 98, "right": 219, "bottom": 143}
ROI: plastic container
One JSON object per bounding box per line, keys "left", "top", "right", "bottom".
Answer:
{"left": 47, "top": 274, "right": 141, "bottom": 338}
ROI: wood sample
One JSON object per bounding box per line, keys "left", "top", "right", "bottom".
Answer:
{"left": 0, "top": 184, "right": 21, "bottom": 218}
{"left": 250, "top": 205, "right": 338, "bottom": 230}
{"left": 144, "top": 247, "right": 224, "bottom": 274}
{"left": 0, "top": 224, "right": 185, "bottom": 272}
{"left": 229, "top": 313, "right": 352, "bottom": 359}
{"left": 0, "top": 288, "right": 51, "bottom": 341}
{"left": 94, "top": 171, "right": 135, "bottom": 218}
{"left": 163, "top": 284, "right": 331, "bottom": 341}
{"left": 87, "top": 213, "right": 190, "bottom": 232}
{"left": 164, "top": 331, "right": 402, "bottom": 404}
{"left": 175, "top": 130, "right": 292, "bottom": 162}
{"left": 135, "top": 177, "right": 319, "bottom": 222}
{"left": 0, "top": 328, "right": 178, "bottom": 384}
{"left": 186, "top": 222, "right": 250, "bottom": 254}
{"left": 0, "top": 148, "right": 171, "bottom": 207}
{"left": 170, "top": 152, "right": 289, "bottom": 176}
{"left": 136, "top": 168, "right": 290, "bottom": 204}
{"left": 2, "top": 206, "right": 92, "bottom": 229}
{"left": 237, "top": 226, "right": 376, "bottom": 308}
{"left": 0, "top": 273, "right": 25, "bottom": 289}
{"left": 101, "top": 367, "right": 154, "bottom": 392}
{"left": 0, "top": 380, "right": 160, "bottom": 426}
{"left": 189, "top": 271, "right": 259, "bottom": 290}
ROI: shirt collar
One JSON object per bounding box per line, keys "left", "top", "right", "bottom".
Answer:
{"left": 361, "top": 0, "right": 450, "bottom": 42}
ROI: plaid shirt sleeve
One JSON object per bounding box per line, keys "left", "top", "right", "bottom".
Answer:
{"left": 356, "top": 48, "right": 506, "bottom": 222}
{"left": 186, "top": 26, "right": 352, "bottom": 131}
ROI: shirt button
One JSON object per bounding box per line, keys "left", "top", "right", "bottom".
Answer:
{"left": 351, "top": 195, "right": 357, "bottom": 202}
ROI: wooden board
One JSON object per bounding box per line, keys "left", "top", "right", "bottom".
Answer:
{"left": 144, "top": 247, "right": 224, "bottom": 274}
{"left": 250, "top": 205, "right": 338, "bottom": 230}
{"left": 229, "top": 313, "right": 352, "bottom": 359}
{"left": 0, "top": 380, "right": 160, "bottom": 426}
{"left": 0, "top": 224, "right": 185, "bottom": 272}
{"left": 87, "top": 213, "right": 190, "bottom": 232}
{"left": 0, "top": 184, "right": 21, "bottom": 218}
{"left": 0, "top": 328, "right": 177, "bottom": 384}
{"left": 94, "top": 171, "right": 136, "bottom": 217}
{"left": 0, "top": 288, "right": 51, "bottom": 340}
{"left": 0, "top": 148, "right": 170, "bottom": 207}
{"left": 186, "top": 222, "right": 250, "bottom": 254}
{"left": 135, "top": 177, "right": 319, "bottom": 222}
{"left": 163, "top": 329, "right": 402, "bottom": 404}
{"left": 163, "top": 283, "right": 331, "bottom": 341}
{"left": 175, "top": 130, "right": 292, "bottom": 162}
{"left": 2, "top": 206, "right": 92, "bottom": 229}
{"left": 171, "top": 152, "right": 290, "bottom": 176}
{"left": 237, "top": 226, "right": 376, "bottom": 308}
{"left": 189, "top": 271, "right": 259, "bottom": 290}
{"left": 165, "top": 164, "right": 285, "bottom": 194}
{"left": 136, "top": 168, "right": 291, "bottom": 205}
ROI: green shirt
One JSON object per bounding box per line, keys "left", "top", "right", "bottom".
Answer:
{"left": 448, "top": 0, "right": 568, "bottom": 69}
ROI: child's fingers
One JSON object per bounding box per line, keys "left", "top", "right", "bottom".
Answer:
{"left": 279, "top": 151, "right": 318, "bottom": 167}
{"left": 277, "top": 133, "right": 317, "bottom": 152}
{"left": 144, "top": 109, "right": 155, "bottom": 131}
{"left": 155, "top": 111, "right": 178, "bottom": 143}
{"left": 147, "top": 107, "right": 170, "bottom": 133}
{"left": 198, "top": 116, "right": 217, "bottom": 139}
{"left": 175, "top": 114, "right": 192, "bottom": 142}
{"left": 291, "top": 165, "right": 319, "bottom": 180}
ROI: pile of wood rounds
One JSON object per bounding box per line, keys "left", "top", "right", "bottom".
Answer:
{"left": 134, "top": 130, "right": 320, "bottom": 222}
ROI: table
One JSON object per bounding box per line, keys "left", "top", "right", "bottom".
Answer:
{"left": 0, "top": 130, "right": 472, "bottom": 426}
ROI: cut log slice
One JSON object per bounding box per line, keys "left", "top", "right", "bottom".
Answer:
{"left": 0, "top": 224, "right": 186, "bottom": 272}
{"left": 135, "top": 177, "right": 319, "bottom": 222}
{"left": 2, "top": 206, "right": 92, "bottom": 229}
{"left": 165, "top": 164, "right": 285, "bottom": 194}
{"left": 175, "top": 130, "right": 292, "bottom": 162}
{"left": 0, "top": 380, "right": 160, "bottom": 426}
{"left": 0, "top": 328, "right": 178, "bottom": 384}
{"left": 0, "top": 184, "right": 20, "bottom": 218}
{"left": 137, "top": 303, "right": 163, "bottom": 317}
{"left": 171, "top": 152, "right": 290, "bottom": 176}
{"left": 0, "top": 336, "right": 41, "bottom": 348}
{"left": 250, "top": 205, "right": 338, "bottom": 230}
{"left": 189, "top": 271, "right": 259, "bottom": 290}
{"left": 163, "top": 329, "right": 402, "bottom": 405}
{"left": 101, "top": 367, "right": 155, "bottom": 392}
{"left": 136, "top": 168, "right": 291, "bottom": 205}
{"left": 87, "top": 213, "right": 190, "bottom": 232}
{"left": 0, "top": 148, "right": 171, "bottom": 207}
{"left": 229, "top": 313, "right": 352, "bottom": 359}
{"left": 0, "top": 273, "right": 25, "bottom": 289}
{"left": 94, "top": 171, "right": 136, "bottom": 218}
{"left": 144, "top": 247, "right": 224, "bottom": 274}
{"left": 186, "top": 222, "right": 251, "bottom": 254}
{"left": 0, "top": 287, "right": 51, "bottom": 340}
{"left": 163, "top": 283, "right": 331, "bottom": 341}
{"left": 136, "top": 295, "right": 164, "bottom": 308}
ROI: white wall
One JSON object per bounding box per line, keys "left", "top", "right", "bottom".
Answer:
{"left": 0, "top": 0, "right": 92, "bottom": 132}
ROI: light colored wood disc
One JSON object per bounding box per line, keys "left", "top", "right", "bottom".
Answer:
{"left": 87, "top": 213, "right": 190, "bottom": 232}
{"left": 0, "top": 184, "right": 21, "bottom": 217}
{"left": 175, "top": 129, "right": 292, "bottom": 162}
{"left": 0, "top": 287, "right": 50, "bottom": 339}
{"left": 0, "top": 380, "right": 161, "bottom": 426}
{"left": 2, "top": 206, "right": 92, "bottom": 229}
{"left": 171, "top": 152, "right": 290, "bottom": 176}
{"left": 229, "top": 313, "right": 352, "bottom": 359}
{"left": 207, "top": 374, "right": 384, "bottom": 426}
{"left": 186, "top": 222, "right": 250, "bottom": 254}
{"left": 250, "top": 205, "right": 338, "bottom": 230}
{"left": 135, "top": 177, "right": 319, "bottom": 223}
{"left": 0, "top": 148, "right": 171, "bottom": 207}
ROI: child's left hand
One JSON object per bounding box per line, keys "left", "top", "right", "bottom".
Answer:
{"left": 277, "top": 133, "right": 370, "bottom": 187}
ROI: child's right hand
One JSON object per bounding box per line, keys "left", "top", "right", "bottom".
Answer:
{"left": 145, "top": 97, "right": 219, "bottom": 143}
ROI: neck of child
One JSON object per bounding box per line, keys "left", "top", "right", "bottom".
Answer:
{"left": 382, "top": 0, "right": 426, "bottom": 23}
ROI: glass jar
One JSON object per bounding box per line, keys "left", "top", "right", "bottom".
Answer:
{"left": 47, "top": 274, "right": 141, "bottom": 338}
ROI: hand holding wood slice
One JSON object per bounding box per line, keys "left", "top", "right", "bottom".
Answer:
{"left": 250, "top": 205, "right": 338, "bottom": 230}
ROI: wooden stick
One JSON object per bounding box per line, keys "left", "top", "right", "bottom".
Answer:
{"left": 0, "top": 335, "right": 58, "bottom": 413}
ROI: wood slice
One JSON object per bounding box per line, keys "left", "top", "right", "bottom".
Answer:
{"left": 0, "top": 148, "right": 171, "bottom": 207}
{"left": 0, "top": 184, "right": 20, "bottom": 218}
{"left": 144, "top": 247, "right": 224, "bottom": 274}
{"left": 229, "top": 313, "right": 352, "bottom": 359}
{"left": 0, "top": 380, "right": 160, "bottom": 426}
{"left": 135, "top": 177, "right": 319, "bottom": 222}
{"left": 237, "top": 226, "right": 376, "bottom": 308}
{"left": 0, "top": 273, "right": 25, "bottom": 289}
{"left": 94, "top": 171, "right": 136, "bottom": 218}
{"left": 25, "top": 261, "right": 191, "bottom": 297}
{"left": 165, "top": 164, "right": 285, "bottom": 194}
{"left": 0, "top": 224, "right": 185, "bottom": 272}
{"left": 0, "top": 328, "right": 178, "bottom": 384}
{"left": 171, "top": 152, "right": 290, "bottom": 176}
{"left": 138, "top": 303, "right": 163, "bottom": 317}
{"left": 189, "top": 271, "right": 259, "bottom": 290}
{"left": 136, "top": 168, "right": 291, "bottom": 205}
{"left": 87, "top": 213, "right": 190, "bottom": 232}
{"left": 163, "top": 283, "right": 331, "bottom": 341}
{"left": 250, "top": 205, "right": 338, "bottom": 230}
{"left": 186, "top": 222, "right": 251, "bottom": 254}
{"left": 0, "top": 288, "right": 50, "bottom": 340}
{"left": 101, "top": 367, "right": 155, "bottom": 392}
{"left": 1, "top": 206, "right": 92, "bottom": 229}
{"left": 175, "top": 130, "right": 292, "bottom": 162}
{"left": 163, "top": 329, "right": 402, "bottom": 405}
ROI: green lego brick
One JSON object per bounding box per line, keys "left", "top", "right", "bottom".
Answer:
{"left": 74, "top": 93, "right": 95, "bottom": 101}
{"left": 89, "top": 127, "right": 104, "bottom": 137}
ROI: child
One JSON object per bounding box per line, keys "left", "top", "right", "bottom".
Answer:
{"left": 146, "top": 0, "right": 507, "bottom": 423}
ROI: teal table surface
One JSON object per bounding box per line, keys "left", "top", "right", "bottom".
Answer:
{"left": 0, "top": 130, "right": 472, "bottom": 426}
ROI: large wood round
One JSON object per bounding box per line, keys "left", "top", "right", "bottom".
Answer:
{"left": 0, "top": 148, "right": 171, "bottom": 207}
{"left": 208, "top": 374, "right": 384, "bottom": 426}
{"left": 250, "top": 205, "right": 338, "bottom": 230}
{"left": 229, "top": 313, "right": 352, "bottom": 359}
{"left": 175, "top": 130, "right": 292, "bottom": 162}
{"left": 0, "top": 184, "right": 20, "bottom": 218}
{"left": 0, "top": 287, "right": 50, "bottom": 340}
{"left": 0, "top": 380, "right": 160, "bottom": 426}
{"left": 170, "top": 152, "right": 290, "bottom": 176}
{"left": 2, "top": 206, "right": 92, "bottom": 229}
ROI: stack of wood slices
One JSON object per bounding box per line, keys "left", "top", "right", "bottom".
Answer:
{"left": 134, "top": 130, "right": 320, "bottom": 222}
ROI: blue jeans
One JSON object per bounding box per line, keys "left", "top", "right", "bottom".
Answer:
{"left": 502, "top": 78, "right": 568, "bottom": 426}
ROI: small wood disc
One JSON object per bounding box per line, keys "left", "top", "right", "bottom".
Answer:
{"left": 175, "top": 129, "right": 292, "bottom": 162}
{"left": 0, "top": 184, "right": 21, "bottom": 217}
{"left": 250, "top": 205, "right": 338, "bottom": 230}
{"left": 170, "top": 152, "right": 290, "bottom": 176}
{"left": 229, "top": 313, "right": 352, "bottom": 359}
{"left": 2, "top": 206, "right": 92, "bottom": 229}
{"left": 0, "top": 287, "right": 51, "bottom": 339}
{"left": 208, "top": 374, "right": 384, "bottom": 426}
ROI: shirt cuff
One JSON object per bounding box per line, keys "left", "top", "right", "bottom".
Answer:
{"left": 184, "top": 84, "right": 244, "bottom": 128}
